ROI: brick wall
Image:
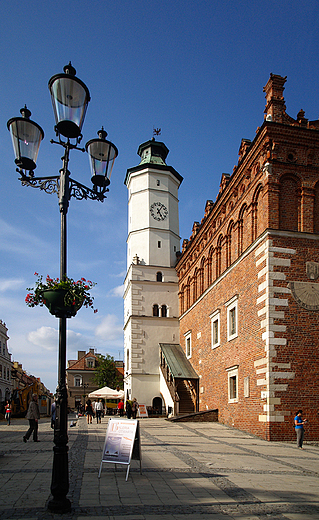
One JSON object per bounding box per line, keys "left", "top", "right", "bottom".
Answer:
{"left": 176, "top": 74, "right": 319, "bottom": 441}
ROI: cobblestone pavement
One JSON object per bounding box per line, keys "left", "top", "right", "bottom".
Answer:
{"left": 0, "top": 415, "right": 319, "bottom": 519}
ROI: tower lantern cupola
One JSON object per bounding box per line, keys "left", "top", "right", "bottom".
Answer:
{"left": 138, "top": 138, "right": 169, "bottom": 166}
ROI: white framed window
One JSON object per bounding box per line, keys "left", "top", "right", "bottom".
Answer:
{"left": 86, "top": 357, "right": 95, "bottom": 368}
{"left": 226, "top": 295, "right": 238, "bottom": 341}
{"left": 227, "top": 365, "right": 238, "bottom": 403}
{"left": 184, "top": 331, "right": 192, "bottom": 359}
{"left": 210, "top": 309, "right": 220, "bottom": 349}
{"left": 74, "top": 376, "right": 82, "bottom": 387}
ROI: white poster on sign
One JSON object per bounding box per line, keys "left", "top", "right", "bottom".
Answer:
{"left": 98, "top": 418, "right": 142, "bottom": 480}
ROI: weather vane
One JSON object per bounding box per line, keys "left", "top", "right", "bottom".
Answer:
{"left": 153, "top": 127, "right": 161, "bottom": 137}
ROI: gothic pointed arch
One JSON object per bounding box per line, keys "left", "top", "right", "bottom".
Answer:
{"left": 186, "top": 277, "right": 191, "bottom": 309}
{"left": 226, "top": 220, "right": 235, "bottom": 268}
{"left": 238, "top": 204, "right": 247, "bottom": 255}
{"left": 207, "top": 246, "right": 214, "bottom": 286}
{"left": 193, "top": 268, "right": 198, "bottom": 303}
{"left": 216, "top": 234, "right": 223, "bottom": 278}
{"left": 179, "top": 285, "right": 185, "bottom": 315}
{"left": 279, "top": 174, "right": 300, "bottom": 231}
{"left": 252, "top": 184, "right": 263, "bottom": 241}
{"left": 200, "top": 257, "right": 205, "bottom": 292}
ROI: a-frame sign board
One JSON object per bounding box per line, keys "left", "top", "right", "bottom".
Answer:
{"left": 98, "top": 418, "right": 142, "bottom": 481}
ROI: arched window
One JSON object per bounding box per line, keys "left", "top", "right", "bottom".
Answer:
{"left": 161, "top": 305, "right": 167, "bottom": 317}
{"left": 180, "top": 286, "right": 185, "bottom": 315}
{"left": 156, "top": 272, "right": 163, "bottom": 282}
{"left": 153, "top": 304, "right": 159, "bottom": 317}
{"left": 226, "top": 221, "right": 234, "bottom": 268}
{"left": 252, "top": 185, "right": 262, "bottom": 240}
{"left": 216, "top": 235, "right": 223, "bottom": 278}
{"left": 186, "top": 277, "right": 191, "bottom": 309}
{"left": 200, "top": 258, "right": 205, "bottom": 292}
{"left": 238, "top": 205, "right": 247, "bottom": 255}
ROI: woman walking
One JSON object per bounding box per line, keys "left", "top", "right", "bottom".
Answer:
{"left": 85, "top": 399, "right": 94, "bottom": 424}
{"left": 5, "top": 401, "right": 11, "bottom": 425}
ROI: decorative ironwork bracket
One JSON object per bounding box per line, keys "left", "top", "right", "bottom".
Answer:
{"left": 18, "top": 169, "right": 108, "bottom": 202}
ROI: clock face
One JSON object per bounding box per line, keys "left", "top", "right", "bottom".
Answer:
{"left": 150, "top": 202, "right": 168, "bottom": 221}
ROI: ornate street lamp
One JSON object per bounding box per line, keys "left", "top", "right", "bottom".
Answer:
{"left": 7, "top": 63, "right": 118, "bottom": 513}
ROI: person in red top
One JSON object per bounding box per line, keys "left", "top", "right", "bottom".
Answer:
{"left": 117, "top": 399, "right": 124, "bottom": 417}
{"left": 5, "top": 401, "right": 11, "bottom": 426}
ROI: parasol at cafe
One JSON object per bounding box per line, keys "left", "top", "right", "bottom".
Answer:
{"left": 88, "top": 385, "right": 124, "bottom": 399}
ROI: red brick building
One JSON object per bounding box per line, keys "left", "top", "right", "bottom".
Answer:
{"left": 176, "top": 74, "right": 319, "bottom": 441}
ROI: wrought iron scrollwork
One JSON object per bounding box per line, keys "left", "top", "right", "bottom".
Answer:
{"left": 18, "top": 171, "right": 108, "bottom": 202}
{"left": 69, "top": 178, "right": 108, "bottom": 202}
{"left": 19, "top": 171, "right": 60, "bottom": 195}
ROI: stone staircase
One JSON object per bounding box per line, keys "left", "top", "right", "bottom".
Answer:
{"left": 177, "top": 380, "right": 195, "bottom": 415}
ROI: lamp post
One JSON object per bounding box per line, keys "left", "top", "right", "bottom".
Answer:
{"left": 7, "top": 63, "right": 118, "bottom": 513}
{"left": 82, "top": 382, "right": 89, "bottom": 407}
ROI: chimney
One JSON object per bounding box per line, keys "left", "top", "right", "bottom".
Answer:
{"left": 263, "top": 73, "right": 287, "bottom": 123}
{"left": 78, "top": 351, "right": 86, "bottom": 360}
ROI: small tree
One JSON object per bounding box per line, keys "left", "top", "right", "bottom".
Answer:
{"left": 93, "top": 354, "right": 122, "bottom": 389}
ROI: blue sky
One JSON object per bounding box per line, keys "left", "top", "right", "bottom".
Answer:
{"left": 1, "top": 0, "right": 319, "bottom": 392}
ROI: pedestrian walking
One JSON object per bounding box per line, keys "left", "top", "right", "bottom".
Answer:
{"left": 294, "top": 409, "right": 307, "bottom": 449}
{"left": 5, "top": 401, "right": 11, "bottom": 425}
{"left": 95, "top": 399, "right": 103, "bottom": 423}
{"left": 23, "top": 394, "right": 40, "bottom": 443}
{"left": 126, "top": 399, "right": 132, "bottom": 419}
{"left": 85, "top": 399, "right": 94, "bottom": 424}
{"left": 132, "top": 397, "right": 139, "bottom": 419}
{"left": 118, "top": 399, "right": 124, "bottom": 417}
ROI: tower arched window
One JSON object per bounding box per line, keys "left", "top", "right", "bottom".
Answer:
{"left": 161, "top": 305, "right": 167, "bottom": 317}
{"left": 156, "top": 272, "right": 163, "bottom": 282}
{"left": 153, "top": 304, "right": 159, "bottom": 317}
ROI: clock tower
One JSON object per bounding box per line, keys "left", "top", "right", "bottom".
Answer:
{"left": 123, "top": 139, "right": 183, "bottom": 412}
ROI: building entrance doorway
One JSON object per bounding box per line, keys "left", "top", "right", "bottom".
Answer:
{"left": 152, "top": 396, "right": 162, "bottom": 415}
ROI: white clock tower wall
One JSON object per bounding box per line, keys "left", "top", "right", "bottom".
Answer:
{"left": 124, "top": 139, "right": 183, "bottom": 412}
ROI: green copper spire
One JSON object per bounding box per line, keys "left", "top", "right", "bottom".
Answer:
{"left": 138, "top": 138, "right": 169, "bottom": 165}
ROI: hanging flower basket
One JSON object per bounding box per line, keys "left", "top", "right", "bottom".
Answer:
{"left": 42, "top": 288, "right": 83, "bottom": 318}
{"left": 25, "top": 273, "right": 98, "bottom": 318}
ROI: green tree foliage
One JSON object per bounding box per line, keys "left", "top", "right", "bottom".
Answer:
{"left": 93, "top": 354, "right": 122, "bottom": 389}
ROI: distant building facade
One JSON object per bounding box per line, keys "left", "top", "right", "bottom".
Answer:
{"left": 67, "top": 349, "right": 124, "bottom": 410}
{"left": 176, "top": 74, "right": 319, "bottom": 441}
{"left": 66, "top": 349, "right": 100, "bottom": 410}
{"left": 0, "top": 320, "right": 12, "bottom": 403}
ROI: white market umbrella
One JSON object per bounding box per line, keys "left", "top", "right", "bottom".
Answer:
{"left": 88, "top": 386, "right": 124, "bottom": 399}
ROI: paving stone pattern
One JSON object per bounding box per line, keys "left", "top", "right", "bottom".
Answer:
{"left": 0, "top": 416, "right": 318, "bottom": 519}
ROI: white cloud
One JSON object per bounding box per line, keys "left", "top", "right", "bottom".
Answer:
{"left": 27, "top": 326, "right": 58, "bottom": 351}
{"left": 27, "top": 326, "right": 86, "bottom": 351}
{"left": 110, "top": 285, "right": 124, "bottom": 297}
{"left": 95, "top": 314, "right": 123, "bottom": 342}
{"left": 0, "top": 278, "right": 25, "bottom": 292}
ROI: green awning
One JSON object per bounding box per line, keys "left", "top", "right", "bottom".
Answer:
{"left": 160, "top": 343, "right": 199, "bottom": 379}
